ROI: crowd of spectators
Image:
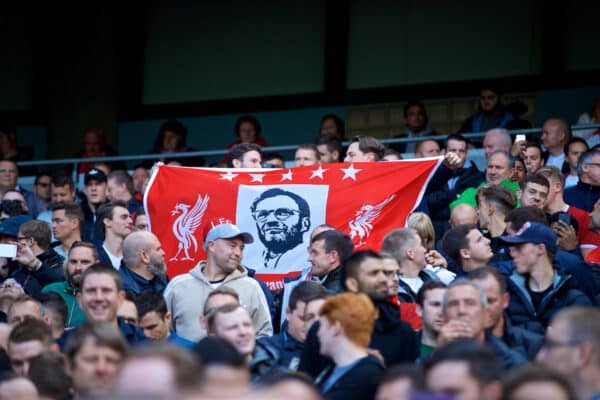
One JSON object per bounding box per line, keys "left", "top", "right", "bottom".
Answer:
{"left": 0, "top": 91, "right": 599, "bottom": 399}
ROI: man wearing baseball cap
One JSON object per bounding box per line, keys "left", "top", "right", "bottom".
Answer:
{"left": 163, "top": 218, "right": 272, "bottom": 342}
{"left": 500, "top": 221, "right": 590, "bottom": 335}
{"left": 81, "top": 167, "right": 109, "bottom": 244}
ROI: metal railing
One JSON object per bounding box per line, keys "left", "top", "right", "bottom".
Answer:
{"left": 16, "top": 123, "right": 600, "bottom": 175}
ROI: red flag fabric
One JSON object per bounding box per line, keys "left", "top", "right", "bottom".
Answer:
{"left": 145, "top": 159, "right": 441, "bottom": 289}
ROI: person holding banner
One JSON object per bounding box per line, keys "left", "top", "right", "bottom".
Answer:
{"left": 163, "top": 220, "right": 272, "bottom": 342}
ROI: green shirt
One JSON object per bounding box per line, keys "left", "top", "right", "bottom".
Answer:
{"left": 42, "top": 281, "right": 86, "bottom": 328}
{"left": 450, "top": 179, "right": 520, "bottom": 211}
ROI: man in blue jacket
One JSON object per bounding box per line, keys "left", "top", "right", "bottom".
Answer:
{"left": 499, "top": 222, "right": 591, "bottom": 335}
{"left": 119, "top": 230, "right": 168, "bottom": 296}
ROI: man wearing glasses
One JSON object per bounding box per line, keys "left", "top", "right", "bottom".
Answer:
{"left": 537, "top": 306, "right": 600, "bottom": 400}
{"left": 250, "top": 188, "right": 311, "bottom": 270}
{"left": 565, "top": 149, "right": 600, "bottom": 212}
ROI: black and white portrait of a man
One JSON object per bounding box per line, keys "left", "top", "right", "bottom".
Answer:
{"left": 250, "top": 188, "right": 311, "bottom": 269}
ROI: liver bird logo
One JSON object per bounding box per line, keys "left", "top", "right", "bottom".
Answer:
{"left": 170, "top": 194, "right": 210, "bottom": 261}
{"left": 348, "top": 194, "right": 397, "bottom": 246}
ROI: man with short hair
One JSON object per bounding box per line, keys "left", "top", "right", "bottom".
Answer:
{"left": 541, "top": 118, "right": 570, "bottom": 170}
{"left": 344, "top": 136, "right": 384, "bottom": 162}
{"left": 565, "top": 149, "right": 600, "bottom": 211}
{"left": 260, "top": 281, "right": 327, "bottom": 371}
{"left": 483, "top": 128, "right": 512, "bottom": 159}
{"left": 425, "top": 134, "right": 484, "bottom": 237}
{"left": 393, "top": 100, "right": 438, "bottom": 154}
{"left": 307, "top": 229, "right": 353, "bottom": 293}
{"left": 415, "top": 280, "right": 447, "bottom": 358}
{"left": 207, "top": 303, "right": 277, "bottom": 381}
{"left": 135, "top": 291, "right": 194, "bottom": 347}
{"left": 228, "top": 143, "right": 263, "bottom": 168}
{"left": 414, "top": 139, "right": 441, "bottom": 158}
{"left": 36, "top": 175, "right": 77, "bottom": 236}
{"left": 51, "top": 201, "right": 83, "bottom": 259}
{"left": 424, "top": 340, "right": 504, "bottom": 400}
{"left": 538, "top": 165, "right": 595, "bottom": 254}
{"left": 132, "top": 165, "right": 150, "bottom": 199}
{"left": 57, "top": 263, "right": 147, "bottom": 349}
{"left": 451, "top": 150, "right": 518, "bottom": 210}
{"left": 564, "top": 137, "right": 589, "bottom": 188}
{"left": 0, "top": 373, "right": 39, "bottom": 399}
{"left": 107, "top": 170, "right": 142, "bottom": 213}
{"left": 382, "top": 228, "right": 451, "bottom": 302}
{"left": 28, "top": 172, "right": 52, "bottom": 218}
{"left": 294, "top": 144, "right": 319, "bottom": 167}
{"left": 43, "top": 241, "right": 98, "bottom": 327}
{"left": 7, "top": 318, "right": 53, "bottom": 376}
{"left": 523, "top": 141, "right": 545, "bottom": 174}
{"left": 300, "top": 250, "right": 419, "bottom": 377}
{"left": 0, "top": 160, "right": 19, "bottom": 197}
{"left": 315, "top": 135, "right": 341, "bottom": 164}
{"left": 476, "top": 184, "right": 518, "bottom": 260}
{"left": 65, "top": 322, "right": 128, "bottom": 399}
{"left": 518, "top": 173, "right": 550, "bottom": 209}
{"left": 133, "top": 207, "right": 148, "bottom": 231}
{"left": 120, "top": 230, "right": 168, "bottom": 296}
{"left": 7, "top": 295, "right": 42, "bottom": 325}
{"left": 81, "top": 167, "right": 109, "bottom": 244}
{"left": 500, "top": 222, "right": 591, "bottom": 334}
{"left": 375, "top": 365, "right": 424, "bottom": 400}
{"left": 469, "top": 267, "right": 543, "bottom": 360}
{"left": 164, "top": 221, "right": 272, "bottom": 342}
{"left": 442, "top": 224, "right": 494, "bottom": 273}
{"left": 438, "top": 279, "right": 526, "bottom": 367}
{"left": 536, "top": 306, "right": 600, "bottom": 400}
{"left": 251, "top": 188, "right": 311, "bottom": 270}
{"left": 11, "top": 219, "right": 64, "bottom": 299}
{"left": 39, "top": 292, "right": 67, "bottom": 339}
{"left": 96, "top": 200, "right": 132, "bottom": 270}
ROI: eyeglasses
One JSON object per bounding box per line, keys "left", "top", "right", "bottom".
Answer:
{"left": 541, "top": 337, "right": 582, "bottom": 349}
{"left": 253, "top": 208, "right": 300, "bottom": 222}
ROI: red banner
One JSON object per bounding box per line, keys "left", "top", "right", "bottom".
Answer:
{"left": 145, "top": 159, "right": 441, "bottom": 289}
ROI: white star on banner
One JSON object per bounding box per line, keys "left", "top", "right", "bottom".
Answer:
{"left": 281, "top": 169, "right": 294, "bottom": 182}
{"left": 219, "top": 171, "right": 239, "bottom": 181}
{"left": 249, "top": 174, "right": 265, "bottom": 183}
{"left": 310, "top": 165, "right": 328, "bottom": 180}
{"left": 341, "top": 164, "right": 362, "bottom": 181}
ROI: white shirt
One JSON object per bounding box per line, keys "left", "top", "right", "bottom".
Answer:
{"left": 103, "top": 243, "right": 122, "bottom": 270}
{"left": 546, "top": 153, "right": 565, "bottom": 170}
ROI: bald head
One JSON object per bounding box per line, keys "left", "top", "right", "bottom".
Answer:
{"left": 122, "top": 231, "right": 166, "bottom": 276}
{"left": 483, "top": 129, "right": 511, "bottom": 159}
{"left": 542, "top": 119, "right": 570, "bottom": 154}
{"left": 450, "top": 203, "right": 478, "bottom": 228}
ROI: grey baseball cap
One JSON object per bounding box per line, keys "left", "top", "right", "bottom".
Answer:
{"left": 204, "top": 222, "right": 253, "bottom": 250}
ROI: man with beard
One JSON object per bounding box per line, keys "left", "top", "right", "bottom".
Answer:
{"left": 120, "top": 231, "right": 168, "bottom": 296}
{"left": 42, "top": 241, "right": 98, "bottom": 327}
{"left": 251, "top": 188, "right": 311, "bottom": 270}
{"left": 458, "top": 87, "right": 518, "bottom": 134}
{"left": 299, "top": 250, "right": 419, "bottom": 378}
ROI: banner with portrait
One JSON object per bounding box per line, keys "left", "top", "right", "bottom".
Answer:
{"left": 145, "top": 159, "right": 441, "bottom": 289}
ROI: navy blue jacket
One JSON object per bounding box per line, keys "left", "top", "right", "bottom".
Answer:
{"left": 119, "top": 264, "right": 168, "bottom": 296}
{"left": 259, "top": 324, "right": 304, "bottom": 370}
{"left": 316, "top": 355, "right": 384, "bottom": 400}
{"left": 564, "top": 181, "right": 600, "bottom": 212}
{"left": 10, "top": 248, "right": 64, "bottom": 300}
{"left": 397, "top": 269, "right": 440, "bottom": 303}
{"left": 506, "top": 270, "right": 591, "bottom": 335}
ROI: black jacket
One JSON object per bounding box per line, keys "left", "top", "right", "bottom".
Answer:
{"left": 506, "top": 269, "right": 591, "bottom": 335}
{"left": 426, "top": 161, "right": 484, "bottom": 238}
{"left": 80, "top": 198, "right": 107, "bottom": 244}
{"left": 397, "top": 269, "right": 440, "bottom": 303}
{"left": 119, "top": 264, "right": 168, "bottom": 296}
{"left": 258, "top": 324, "right": 304, "bottom": 370}
{"left": 298, "top": 300, "right": 418, "bottom": 378}
{"left": 500, "top": 312, "right": 544, "bottom": 360}
{"left": 316, "top": 355, "right": 384, "bottom": 400}
{"left": 10, "top": 248, "right": 64, "bottom": 300}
